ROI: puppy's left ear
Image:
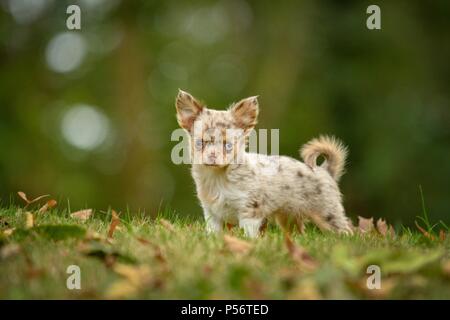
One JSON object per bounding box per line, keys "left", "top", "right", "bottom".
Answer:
{"left": 230, "top": 96, "right": 259, "bottom": 133}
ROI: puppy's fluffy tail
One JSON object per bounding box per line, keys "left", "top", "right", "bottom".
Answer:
{"left": 300, "top": 135, "right": 348, "bottom": 182}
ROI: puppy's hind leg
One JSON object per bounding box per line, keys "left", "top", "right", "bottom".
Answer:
{"left": 275, "top": 212, "right": 291, "bottom": 234}
{"left": 295, "top": 215, "right": 305, "bottom": 234}
{"left": 308, "top": 203, "right": 353, "bottom": 235}
{"left": 275, "top": 212, "right": 305, "bottom": 235}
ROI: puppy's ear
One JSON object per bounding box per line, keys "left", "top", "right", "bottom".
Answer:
{"left": 230, "top": 96, "right": 259, "bottom": 133}
{"left": 175, "top": 90, "right": 203, "bottom": 131}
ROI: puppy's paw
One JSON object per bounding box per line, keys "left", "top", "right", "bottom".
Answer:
{"left": 239, "top": 217, "right": 264, "bottom": 238}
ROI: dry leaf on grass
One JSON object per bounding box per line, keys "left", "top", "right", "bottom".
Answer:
{"left": 376, "top": 218, "right": 395, "bottom": 238}
{"left": 376, "top": 218, "right": 388, "bottom": 235}
{"left": 25, "top": 212, "right": 34, "bottom": 229}
{"left": 223, "top": 234, "right": 253, "bottom": 255}
{"left": 105, "top": 263, "right": 153, "bottom": 299}
{"left": 439, "top": 230, "right": 446, "bottom": 242}
{"left": 135, "top": 237, "right": 167, "bottom": 264}
{"left": 17, "top": 191, "right": 28, "bottom": 203}
{"left": 17, "top": 191, "right": 49, "bottom": 207}
{"left": 442, "top": 260, "right": 450, "bottom": 276}
{"left": 105, "top": 280, "right": 139, "bottom": 299}
{"left": 85, "top": 230, "right": 101, "bottom": 240}
{"left": 3, "top": 228, "right": 15, "bottom": 236}
{"left": 113, "top": 263, "right": 152, "bottom": 285}
{"left": 136, "top": 237, "right": 152, "bottom": 245}
{"left": 358, "top": 216, "right": 395, "bottom": 237}
{"left": 107, "top": 210, "right": 120, "bottom": 239}
{"left": 414, "top": 221, "right": 436, "bottom": 241}
{"left": 159, "top": 219, "right": 175, "bottom": 232}
{"left": 85, "top": 230, "right": 113, "bottom": 244}
{"left": 0, "top": 244, "right": 21, "bottom": 259}
{"left": 38, "top": 199, "right": 57, "bottom": 213}
{"left": 70, "top": 209, "right": 93, "bottom": 222}
{"left": 284, "top": 234, "right": 318, "bottom": 270}
{"left": 358, "top": 216, "right": 375, "bottom": 234}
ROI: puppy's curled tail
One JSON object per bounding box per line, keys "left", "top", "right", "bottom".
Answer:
{"left": 300, "top": 135, "right": 348, "bottom": 182}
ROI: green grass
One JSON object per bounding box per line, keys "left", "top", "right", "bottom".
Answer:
{"left": 0, "top": 205, "right": 449, "bottom": 299}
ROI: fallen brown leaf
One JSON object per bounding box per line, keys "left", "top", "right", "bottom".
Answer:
{"left": 17, "top": 191, "right": 50, "bottom": 207}
{"left": 415, "top": 221, "right": 436, "bottom": 241}
{"left": 223, "top": 234, "right": 253, "bottom": 255}
{"left": 113, "top": 263, "right": 152, "bottom": 285}
{"left": 70, "top": 209, "right": 93, "bottom": 222}
{"left": 358, "top": 216, "right": 375, "bottom": 234}
{"left": 135, "top": 237, "right": 167, "bottom": 264}
{"left": 25, "top": 212, "right": 34, "bottom": 229}
{"left": 105, "top": 280, "right": 139, "bottom": 299}
{"left": 0, "top": 244, "right": 21, "bottom": 259}
{"left": 3, "top": 228, "right": 15, "bottom": 236}
{"left": 105, "top": 263, "right": 153, "bottom": 299}
{"left": 376, "top": 218, "right": 387, "bottom": 235}
{"left": 17, "top": 191, "right": 29, "bottom": 204}
{"left": 159, "top": 219, "right": 175, "bottom": 232}
{"left": 284, "top": 234, "right": 318, "bottom": 270}
{"left": 107, "top": 210, "right": 120, "bottom": 239}
{"left": 376, "top": 218, "right": 395, "bottom": 238}
{"left": 38, "top": 199, "right": 57, "bottom": 213}
{"left": 439, "top": 230, "right": 446, "bottom": 242}
{"left": 442, "top": 260, "right": 450, "bottom": 276}
{"left": 136, "top": 237, "right": 152, "bottom": 245}
{"left": 85, "top": 230, "right": 106, "bottom": 241}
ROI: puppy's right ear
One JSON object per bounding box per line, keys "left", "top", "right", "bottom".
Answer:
{"left": 175, "top": 90, "right": 203, "bottom": 131}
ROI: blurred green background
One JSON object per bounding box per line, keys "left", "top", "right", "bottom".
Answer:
{"left": 0, "top": 0, "right": 449, "bottom": 226}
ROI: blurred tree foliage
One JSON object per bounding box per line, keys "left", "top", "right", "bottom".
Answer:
{"left": 0, "top": 0, "right": 449, "bottom": 225}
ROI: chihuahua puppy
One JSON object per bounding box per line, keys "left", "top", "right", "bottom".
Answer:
{"left": 175, "top": 90, "right": 353, "bottom": 238}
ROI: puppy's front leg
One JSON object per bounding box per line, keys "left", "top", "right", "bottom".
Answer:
{"left": 239, "top": 216, "right": 264, "bottom": 238}
{"left": 203, "top": 209, "right": 223, "bottom": 234}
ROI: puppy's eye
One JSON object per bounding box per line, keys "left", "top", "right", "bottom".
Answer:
{"left": 195, "top": 139, "right": 203, "bottom": 149}
{"left": 225, "top": 142, "right": 233, "bottom": 151}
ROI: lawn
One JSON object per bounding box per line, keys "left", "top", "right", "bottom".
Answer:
{"left": 0, "top": 196, "right": 449, "bottom": 299}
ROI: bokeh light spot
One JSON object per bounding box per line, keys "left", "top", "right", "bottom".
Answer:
{"left": 46, "top": 32, "right": 86, "bottom": 73}
{"left": 6, "top": 0, "right": 49, "bottom": 24}
{"left": 61, "top": 104, "right": 110, "bottom": 151}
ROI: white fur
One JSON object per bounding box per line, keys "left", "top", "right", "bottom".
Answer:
{"left": 176, "top": 90, "right": 353, "bottom": 237}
